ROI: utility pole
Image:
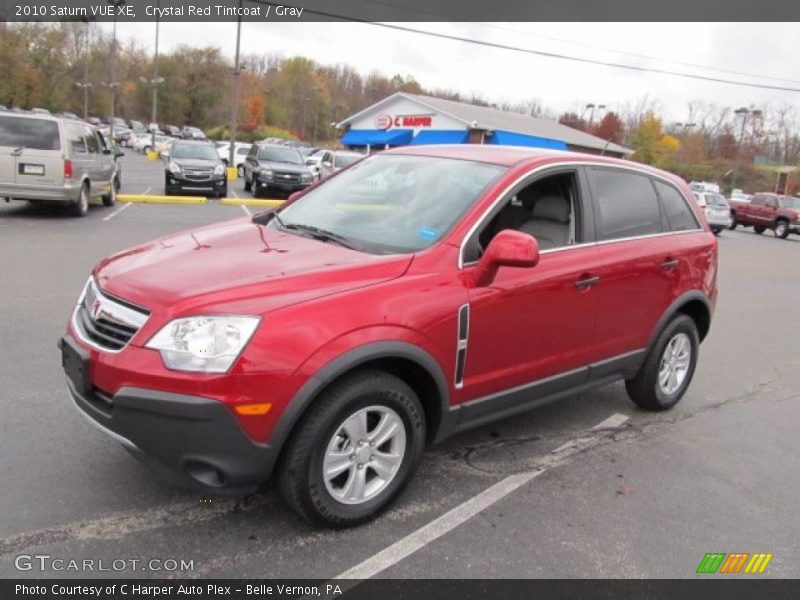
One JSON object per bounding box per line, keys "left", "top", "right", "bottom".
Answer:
{"left": 105, "top": 0, "right": 126, "bottom": 142}
{"left": 731, "top": 107, "right": 760, "bottom": 191}
{"left": 228, "top": 0, "right": 243, "bottom": 170}
{"left": 150, "top": 2, "right": 161, "bottom": 149}
{"left": 75, "top": 21, "right": 92, "bottom": 120}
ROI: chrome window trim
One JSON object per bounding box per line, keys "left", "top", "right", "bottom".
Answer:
{"left": 458, "top": 161, "right": 704, "bottom": 269}
{"left": 71, "top": 278, "right": 149, "bottom": 354}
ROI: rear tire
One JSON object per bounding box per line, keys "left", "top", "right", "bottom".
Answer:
{"left": 277, "top": 370, "right": 426, "bottom": 527}
{"left": 71, "top": 183, "right": 89, "bottom": 217}
{"left": 774, "top": 219, "right": 790, "bottom": 239}
{"left": 753, "top": 225, "right": 765, "bottom": 234}
{"left": 711, "top": 227, "right": 721, "bottom": 235}
{"left": 625, "top": 314, "right": 699, "bottom": 412}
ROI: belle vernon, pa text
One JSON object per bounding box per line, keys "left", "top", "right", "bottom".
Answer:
{"left": 16, "top": 584, "right": 343, "bottom": 597}
{"left": 22, "top": 4, "right": 304, "bottom": 19}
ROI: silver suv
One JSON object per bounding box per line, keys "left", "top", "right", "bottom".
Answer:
{"left": 0, "top": 112, "right": 121, "bottom": 216}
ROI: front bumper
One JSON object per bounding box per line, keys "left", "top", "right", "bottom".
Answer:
{"left": 165, "top": 173, "right": 227, "bottom": 194}
{"left": 62, "top": 334, "right": 277, "bottom": 494}
{"left": 255, "top": 177, "right": 312, "bottom": 195}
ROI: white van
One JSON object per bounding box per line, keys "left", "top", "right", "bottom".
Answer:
{"left": 0, "top": 112, "right": 122, "bottom": 216}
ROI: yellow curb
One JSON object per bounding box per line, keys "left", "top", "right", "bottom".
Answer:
{"left": 220, "top": 198, "right": 285, "bottom": 207}
{"left": 118, "top": 194, "right": 208, "bottom": 204}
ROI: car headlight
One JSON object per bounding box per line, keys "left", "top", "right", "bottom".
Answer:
{"left": 168, "top": 161, "right": 181, "bottom": 174}
{"left": 213, "top": 164, "right": 224, "bottom": 176}
{"left": 146, "top": 316, "right": 260, "bottom": 373}
{"left": 301, "top": 172, "right": 312, "bottom": 182}
{"left": 257, "top": 168, "right": 273, "bottom": 180}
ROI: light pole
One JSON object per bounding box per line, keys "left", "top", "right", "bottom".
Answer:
{"left": 150, "top": 2, "right": 161, "bottom": 148}
{"left": 228, "top": 0, "right": 243, "bottom": 170}
{"left": 583, "top": 102, "right": 606, "bottom": 127}
{"left": 674, "top": 122, "right": 696, "bottom": 166}
{"left": 731, "top": 107, "right": 761, "bottom": 191}
{"left": 106, "top": 0, "right": 126, "bottom": 142}
{"left": 75, "top": 21, "right": 92, "bottom": 120}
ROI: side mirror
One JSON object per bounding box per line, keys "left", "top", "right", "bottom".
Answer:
{"left": 102, "top": 148, "right": 112, "bottom": 155}
{"left": 471, "top": 230, "right": 540, "bottom": 287}
{"left": 113, "top": 147, "right": 125, "bottom": 158}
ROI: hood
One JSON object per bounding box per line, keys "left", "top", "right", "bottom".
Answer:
{"left": 171, "top": 157, "right": 221, "bottom": 169}
{"left": 259, "top": 160, "right": 307, "bottom": 173}
{"left": 93, "top": 218, "right": 412, "bottom": 316}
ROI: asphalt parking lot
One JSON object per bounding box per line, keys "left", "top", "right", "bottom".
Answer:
{"left": 1, "top": 151, "right": 799, "bottom": 579}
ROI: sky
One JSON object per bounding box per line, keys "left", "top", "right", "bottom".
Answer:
{"left": 104, "top": 22, "right": 800, "bottom": 123}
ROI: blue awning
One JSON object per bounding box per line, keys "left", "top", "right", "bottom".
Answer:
{"left": 409, "top": 130, "right": 469, "bottom": 145}
{"left": 488, "top": 130, "right": 567, "bottom": 150}
{"left": 340, "top": 129, "right": 414, "bottom": 146}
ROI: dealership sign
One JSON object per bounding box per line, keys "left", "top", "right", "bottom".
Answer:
{"left": 374, "top": 114, "right": 434, "bottom": 129}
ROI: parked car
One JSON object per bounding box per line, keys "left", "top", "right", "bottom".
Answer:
{"left": 31, "top": 107, "right": 51, "bottom": 115}
{"left": 216, "top": 141, "right": 251, "bottom": 175}
{"left": 692, "top": 191, "right": 732, "bottom": 234}
{"left": 180, "top": 126, "right": 206, "bottom": 140}
{"left": 86, "top": 116, "right": 102, "bottom": 127}
{"left": 162, "top": 124, "right": 181, "bottom": 137}
{"left": 61, "top": 145, "right": 717, "bottom": 525}
{"left": 729, "top": 192, "right": 800, "bottom": 238}
{"left": 729, "top": 189, "right": 751, "bottom": 204}
{"left": 0, "top": 112, "right": 119, "bottom": 216}
{"left": 127, "top": 119, "right": 145, "bottom": 131}
{"left": 689, "top": 181, "right": 720, "bottom": 194}
{"left": 164, "top": 140, "right": 227, "bottom": 197}
{"left": 242, "top": 143, "right": 314, "bottom": 197}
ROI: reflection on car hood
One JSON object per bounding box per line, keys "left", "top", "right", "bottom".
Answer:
{"left": 93, "top": 217, "right": 412, "bottom": 318}
{"left": 258, "top": 160, "right": 307, "bottom": 172}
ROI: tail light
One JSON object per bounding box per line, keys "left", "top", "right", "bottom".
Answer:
{"left": 64, "top": 159, "right": 73, "bottom": 179}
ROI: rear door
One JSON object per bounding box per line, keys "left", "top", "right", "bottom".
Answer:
{"left": 2, "top": 115, "right": 64, "bottom": 189}
{"left": 587, "top": 167, "right": 694, "bottom": 360}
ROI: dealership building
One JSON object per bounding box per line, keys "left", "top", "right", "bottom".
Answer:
{"left": 338, "top": 92, "right": 631, "bottom": 158}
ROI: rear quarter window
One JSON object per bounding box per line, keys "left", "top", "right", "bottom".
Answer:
{"left": 654, "top": 180, "right": 700, "bottom": 232}
{"left": 587, "top": 168, "right": 663, "bottom": 241}
{"left": 0, "top": 116, "right": 61, "bottom": 151}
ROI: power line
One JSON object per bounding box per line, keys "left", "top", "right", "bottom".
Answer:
{"left": 248, "top": 1, "right": 800, "bottom": 93}
{"left": 327, "top": 0, "right": 800, "bottom": 85}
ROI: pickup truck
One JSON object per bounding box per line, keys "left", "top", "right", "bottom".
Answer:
{"left": 730, "top": 192, "right": 800, "bottom": 239}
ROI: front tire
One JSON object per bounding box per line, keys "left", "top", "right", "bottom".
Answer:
{"left": 243, "top": 174, "right": 252, "bottom": 192}
{"left": 102, "top": 179, "right": 118, "bottom": 206}
{"left": 711, "top": 227, "right": 721, "bottom": 235}
{"left": 277, "top": 370, "right": 426, "bottom": 527}
{"left": 774, "top": 220, "right": 789, "bottom": 239}
{"left": 625, "top": 314, "right": 699, "bottom": 411}
{"left": 728, "top": 214, "right": 737, "bottom": 230}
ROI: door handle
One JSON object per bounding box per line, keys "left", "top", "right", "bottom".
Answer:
{"left": 574, "top": 275, "right": 600, "bottom": 289}
{"left": 661, "top": 258, "right": 680, "bottom": 270}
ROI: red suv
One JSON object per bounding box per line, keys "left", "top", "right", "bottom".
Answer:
{"left": 61, "top": 146, "right": 717, "bottom": 526}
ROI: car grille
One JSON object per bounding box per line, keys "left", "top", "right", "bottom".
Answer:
{"left": 183, "top": 169, "right": 214, "bottom": 181}
{"left": 73, "top": 279, "right": 149, "bottom": 352}
{"left": 273, "top": 171, "right": 301, "bottom": 183}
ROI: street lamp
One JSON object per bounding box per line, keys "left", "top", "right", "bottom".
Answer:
{"left": 229, "top": 0, "right": 244, "bottom": 170}
{"left": 583, "top": 102, "right": 606, "bottom": 126}
{"left": 75, "top": 20, "right": 92, "bottom": 120}
{"left": 732, "top": 107, "right": 761, "bottom": 191}
{"left": 106, "top": 0, "right": 126, "bottom": 142}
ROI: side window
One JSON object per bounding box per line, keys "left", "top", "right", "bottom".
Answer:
{"left": 66, "top": 124, "right": 86, "bottom": 154}
{"left": 464, "top": 171, "right": 580, "bottom": 263}
{"left": 751, "top": 195, "right": 765, "bottom": 206}
{"left": 84, "top": 127, "right": 100, "bottom": 153}
{"left": 587, "top": 168, "right": 662, "bottom": 241}
{"left": 654, "top": 180, "right": 700, "bottom": 232}
{"left": 248, "top": 145, "right": 257, "bottom": 158}
{"left": 765, "top": 196, "right": 777, "bottom": 208}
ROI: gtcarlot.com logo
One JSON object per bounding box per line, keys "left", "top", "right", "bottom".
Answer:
{"left": 696, "top": 552, "right": 773, "bottom": 574}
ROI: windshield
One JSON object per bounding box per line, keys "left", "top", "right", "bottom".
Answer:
{"left": 779, "top": 197, "right": 800, "bottom": 209}
{"left": 276, "top": 154, "right": 505, "bottom": 255}
{"left": 334, "top": 153, "right": 362, "bottom": 168}
{"left": 170, "top": 144, "right": 218, "bottom": 160}
{"left": 706, "top": 193, "right": 729, "bottom": 207}
{"left": 257, "top": 146, "right": 303, "bottom": 164}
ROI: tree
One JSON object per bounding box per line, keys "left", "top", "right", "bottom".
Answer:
{"left": 591, "top": 111, "right": 624, "bottom": 144}
{"left": 558, "top": 112, "right": 587, "bottom": 132}
{"left": 631, "top": 112, "right": 680, "bottom": 167}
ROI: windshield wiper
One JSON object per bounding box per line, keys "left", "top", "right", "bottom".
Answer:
{"left": 281, "top": 222, "right": 362, "bottom": 251}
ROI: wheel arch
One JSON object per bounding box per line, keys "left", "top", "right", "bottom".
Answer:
{"left": 648, "top": 291, "right": 712, "bottom": 349}
{"left": 270, "top": 342, "right": 454, "bottom": 460}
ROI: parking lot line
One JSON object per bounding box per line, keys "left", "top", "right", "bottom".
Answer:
{"left": 240, "top": 205, "right": 252, "bottom": 216}
{"left": 102, "top": 202, "right": 131, "bottom": 221}
{"left": 334, "top": 413, "right": 630, "bottom": 581}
